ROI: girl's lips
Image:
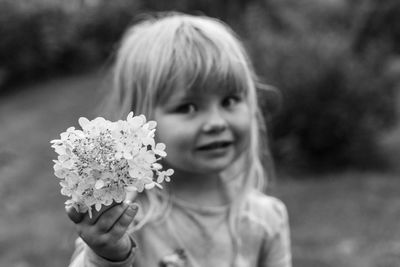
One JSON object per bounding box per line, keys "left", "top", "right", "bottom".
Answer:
{"left": 196, "top": 141, "right": 233, "bottom": 150}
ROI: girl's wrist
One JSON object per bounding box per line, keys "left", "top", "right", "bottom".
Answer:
{"left": 95, "top": 236, "right": 137, "bottom": 262}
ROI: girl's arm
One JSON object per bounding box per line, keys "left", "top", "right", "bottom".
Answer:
{"left": 258, "top": 198, "right": 292, "bottom": 267}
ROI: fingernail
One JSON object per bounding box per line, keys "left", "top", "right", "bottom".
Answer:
{"left": 129, "top": 203, "right": 139, "bottom": 211}
{"left": 126, "top": 205, "right": 138, "bottom": 217}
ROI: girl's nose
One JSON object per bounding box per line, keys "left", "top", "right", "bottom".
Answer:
{"left": 202, "top": 108, "right": 227, "bottom": 133}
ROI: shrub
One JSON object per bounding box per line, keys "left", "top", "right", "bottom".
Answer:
{"left": 249, "top": 30, "right": 397, "bottom": 171}
{"left": 0, "top": 0, "right": 141, "bottom": 91}
{"left": 1, "top": 0, "right": 398, "bottom": 172}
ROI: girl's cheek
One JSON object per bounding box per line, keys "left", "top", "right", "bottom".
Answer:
{"left": 237, "top": 115, "right": 253, "bottom": 146}
{"left": 240, "top": 128, "right": 251, "bottom": 150}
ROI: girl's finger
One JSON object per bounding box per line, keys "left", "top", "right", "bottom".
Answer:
{"left": 76, "top": 204, "right": 128, "bottom": 243}
{"left": 107, "top": 204, "right": 139, "bottom": 240}
{"left": 80, "top": 201, "right": 120, "bottom": 225}
{"left": 116, "top": 204, "right": 139, "bottom": 229}
{"left": 94, "top": 203, "right": 136, "bottom": 233}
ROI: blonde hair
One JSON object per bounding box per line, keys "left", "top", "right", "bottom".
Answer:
{"left": 102, "top": 12, "right": 272, "bottom": 252}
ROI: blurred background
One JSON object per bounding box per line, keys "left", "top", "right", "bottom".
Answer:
{"left": 0, "top": 0, "right": 400, "bottom": 266}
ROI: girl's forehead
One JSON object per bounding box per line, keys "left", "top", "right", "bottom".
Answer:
{"left": 180, "top": 84, "right": 242, "bottom": 98}
{"left": 163, "top": 88, "right": 207, "bottom": 103}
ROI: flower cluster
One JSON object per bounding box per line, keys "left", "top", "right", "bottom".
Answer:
{"left": 50, "top": 112, "right": 173, "bottom": 217}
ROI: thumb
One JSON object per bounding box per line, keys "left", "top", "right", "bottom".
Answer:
{"left": 65, "top": 206, "right": 84, "bottom": 224}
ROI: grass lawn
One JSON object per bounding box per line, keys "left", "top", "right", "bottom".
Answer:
{"left": 276, "top": 172, "right": 400, "bottom": 267}
{"left": 0, "top": 71, "right": 399, "bottom": 267}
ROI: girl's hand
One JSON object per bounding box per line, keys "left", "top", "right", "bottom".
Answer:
{"left": 66, "top": 202, "right": 138, "bottom": 261}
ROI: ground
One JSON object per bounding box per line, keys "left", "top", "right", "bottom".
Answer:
{"left": 0, "top": 71, "right": 399, "bottom": 267}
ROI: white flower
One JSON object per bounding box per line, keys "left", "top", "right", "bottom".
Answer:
{"left": 50, "top": 112, "right": 173, "bottom": 217}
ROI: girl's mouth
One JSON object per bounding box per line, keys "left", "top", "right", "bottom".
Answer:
{"left": 197, "top": 141, "right": 232, "bottom": 151}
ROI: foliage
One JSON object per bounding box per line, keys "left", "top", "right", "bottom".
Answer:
{"left": 0, "top": 0, "right": 140, "bottom": 90}
{"left": 352, "top": 0, "right": 400, "bottom": 55}
{"left": 245, "top": 1, "right": 399, "bottom": 171}
{"left": 1, "top": 0, "right": 398, "bottom": 171}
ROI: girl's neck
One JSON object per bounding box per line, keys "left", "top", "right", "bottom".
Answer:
{"left": 166, "top": 170, "right": 230, "bottom": 208}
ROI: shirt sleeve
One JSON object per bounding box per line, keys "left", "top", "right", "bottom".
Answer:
{"left": 258, "top": 198, "right": 292, "bottom": 267}
{"left": 68, "top": 237, "right": 137, "bottom": 267}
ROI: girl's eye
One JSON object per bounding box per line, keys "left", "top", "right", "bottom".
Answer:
{"left": 222, "top": 95, "right": 242, "bottom": 108}
{"left": 174, "top": 103, "right": 197, "bottom": 114}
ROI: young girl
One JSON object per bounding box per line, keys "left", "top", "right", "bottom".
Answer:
{"left": 67, "top": 12, "right": 292, "bottom": 267}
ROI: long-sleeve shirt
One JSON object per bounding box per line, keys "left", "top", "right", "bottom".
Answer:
{"left": 68, "top": 190, "right": 291, "bottom": 267}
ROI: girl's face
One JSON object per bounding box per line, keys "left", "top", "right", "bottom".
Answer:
{"left": 154, "top": 87, "right": 252, "bottom": 176}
